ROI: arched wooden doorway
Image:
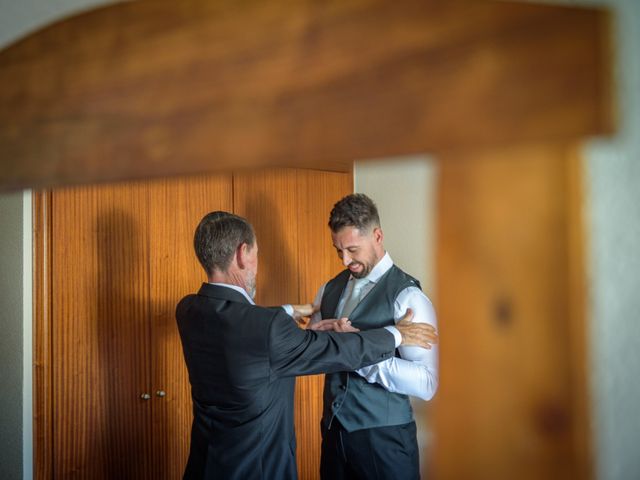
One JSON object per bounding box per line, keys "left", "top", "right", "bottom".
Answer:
{"left": 0, "top": 1, "right": 611, "bottom": 478}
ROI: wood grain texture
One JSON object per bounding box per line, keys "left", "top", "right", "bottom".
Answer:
{"left": 0, "top": 0, "right": 611, "bottom": 190}
{"left": 233, "top": 168, "right": 301, "bottom": 306}
{"left": 147, "top": 175, "right": 233, "bottom": 479}
{"left": 295, "top": 169, "right": 352, "bottom": 479}
{"left": 33, "top": 191, "right": 53, "bottom": 480}
{"left": 51, "top": 182, "right": 154, "bottom": 478}
{"left": 38, "top": 170, "right": 347, "bottom": 478}
{"left": 434, "top": 143, "right": 586, "bottom": 480}
{"left": 234, "top": 168, "right": 306, "bottom": 476}
{"left": 296, "top": 169, "right": 354, "bottom": 303}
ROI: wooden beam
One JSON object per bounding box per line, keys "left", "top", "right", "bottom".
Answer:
{"left": 0, "top": 0, "right": 611, "bottom": 190}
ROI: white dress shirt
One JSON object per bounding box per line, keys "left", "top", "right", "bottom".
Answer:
{"left": 310, "top": 253, "right": 438, "bottom": 401}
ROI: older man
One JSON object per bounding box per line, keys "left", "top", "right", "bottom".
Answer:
{"left": 176, "top": 211, "right": 437, "bottom": 479}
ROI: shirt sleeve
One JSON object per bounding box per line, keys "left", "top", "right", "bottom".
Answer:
{"left": 281, "top": 282, "right": 322, "bottom": 318}
{"left": 355, "top": 286, "right": 439, "bottom": 400}
{"left": 382, "top": 326, "right": 402, "bottom": 348}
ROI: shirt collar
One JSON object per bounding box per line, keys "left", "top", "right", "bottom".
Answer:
{"left": 350, "top": 251, "right": 393, "bottom": 284}
{"left": 208, "top": 282, "right": 255, "bottom": 305}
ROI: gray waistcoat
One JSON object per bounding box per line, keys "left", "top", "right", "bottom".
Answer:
{"left": 320, "top": 265, "right": 420, "bottom": 432}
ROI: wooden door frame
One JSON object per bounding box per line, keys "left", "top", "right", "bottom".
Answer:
{"left": 33, "top": 191, "right": 53, "bottom": 480}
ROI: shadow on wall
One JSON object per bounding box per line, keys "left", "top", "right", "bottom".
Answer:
{"left": 240, "top": 192, "right": 299, "bottom": 306}
{"left": 95, "top": 208, "right": 150, "bottom": 478}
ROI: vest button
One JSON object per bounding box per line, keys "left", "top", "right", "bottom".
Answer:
{"left": 332, "top": 401, "right": 340, "bottom": 408}
{"left": 340, "top": 385, "right": 346, "bottom": 391}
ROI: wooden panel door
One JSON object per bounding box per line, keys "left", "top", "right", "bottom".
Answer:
{"left": 44, "top": 170, "right": 348, "bottom": 478}
{"left": 51, "top": 182, "right": 153, "bottom": 478}
{"left": 147, "top": 175, "right": 233, "bottom": 479}
{"left": 295, "top": 169, "right": 353, "bottom": 479}
{"left": 433, "top": 143, "right": 588, "bottom": 479}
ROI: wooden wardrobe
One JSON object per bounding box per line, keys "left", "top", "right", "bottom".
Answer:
{"left": 34, "top": 168, "right": 351, "bottom": 479}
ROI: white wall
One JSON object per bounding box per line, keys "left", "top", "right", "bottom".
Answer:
{"left": 0, "top": 0, "right": 114, "bottom": 48}
{"left": 355, "top": 156, "right": 438, "bottom": 294}
{"left": 0, "top": 192, "right": 25, "bottom": 480}
{"left": 578, "top": 2, "right": 640, "bottom": 478}
{"left": 0, "top": 191, "right": 31, "bottom": 480}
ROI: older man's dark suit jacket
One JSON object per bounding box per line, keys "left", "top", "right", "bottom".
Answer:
{"left": 176, "top": 283, "right": 396, "bottom": 480}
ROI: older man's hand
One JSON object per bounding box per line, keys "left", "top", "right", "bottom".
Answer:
{"left": 309, "top": 317, "right": 360, "bottom": 333}
{"left": 291, "top": 303, "right": 318, "bottom": 325}
{"left": 396, "top": 308, "right": 438, "bottom": 348}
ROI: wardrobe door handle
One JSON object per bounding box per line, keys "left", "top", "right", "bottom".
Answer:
{"left": 156, "top": 390, "right": 166, "bottom": 398}
{"left": 140, "top": 393, "right": 151, "bottom": 400}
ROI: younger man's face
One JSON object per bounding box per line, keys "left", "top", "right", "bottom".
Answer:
{"left": 331, "top": 226, "right": 384, "bottom": 279}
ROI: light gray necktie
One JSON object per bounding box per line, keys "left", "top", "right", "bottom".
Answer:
{"left": 340, "top": 278, "right": 369, "bottom": 318}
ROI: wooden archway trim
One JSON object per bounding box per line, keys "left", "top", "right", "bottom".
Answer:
{"left": 0, "top": 0, "right": 611, "bottom": 191}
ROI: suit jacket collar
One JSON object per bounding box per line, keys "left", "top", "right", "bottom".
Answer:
{"left": 197, "top": 283, "right": 252, "bottom": 304}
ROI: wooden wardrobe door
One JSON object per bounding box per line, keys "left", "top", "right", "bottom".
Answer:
{"left": 233, "top": 168, "right": 301, "bottom": 306}
{"left": 47, "top": 170, "right": 348, "bottom": 479}
{"left": 51, "top": 182, "right": 153, "bottom": 478}
{"left": 295, "top": 169, "right": 353, "bottom": 479}
{"left": 433, "top": 143, "right": 587, "bottom": 480}
{"left": 147, "top": 174, "right": 233, "bottom": 479}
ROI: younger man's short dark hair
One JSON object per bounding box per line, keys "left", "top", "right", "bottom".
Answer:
{"left": 328, "top": 193, "right": 381, "bottom": 233}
